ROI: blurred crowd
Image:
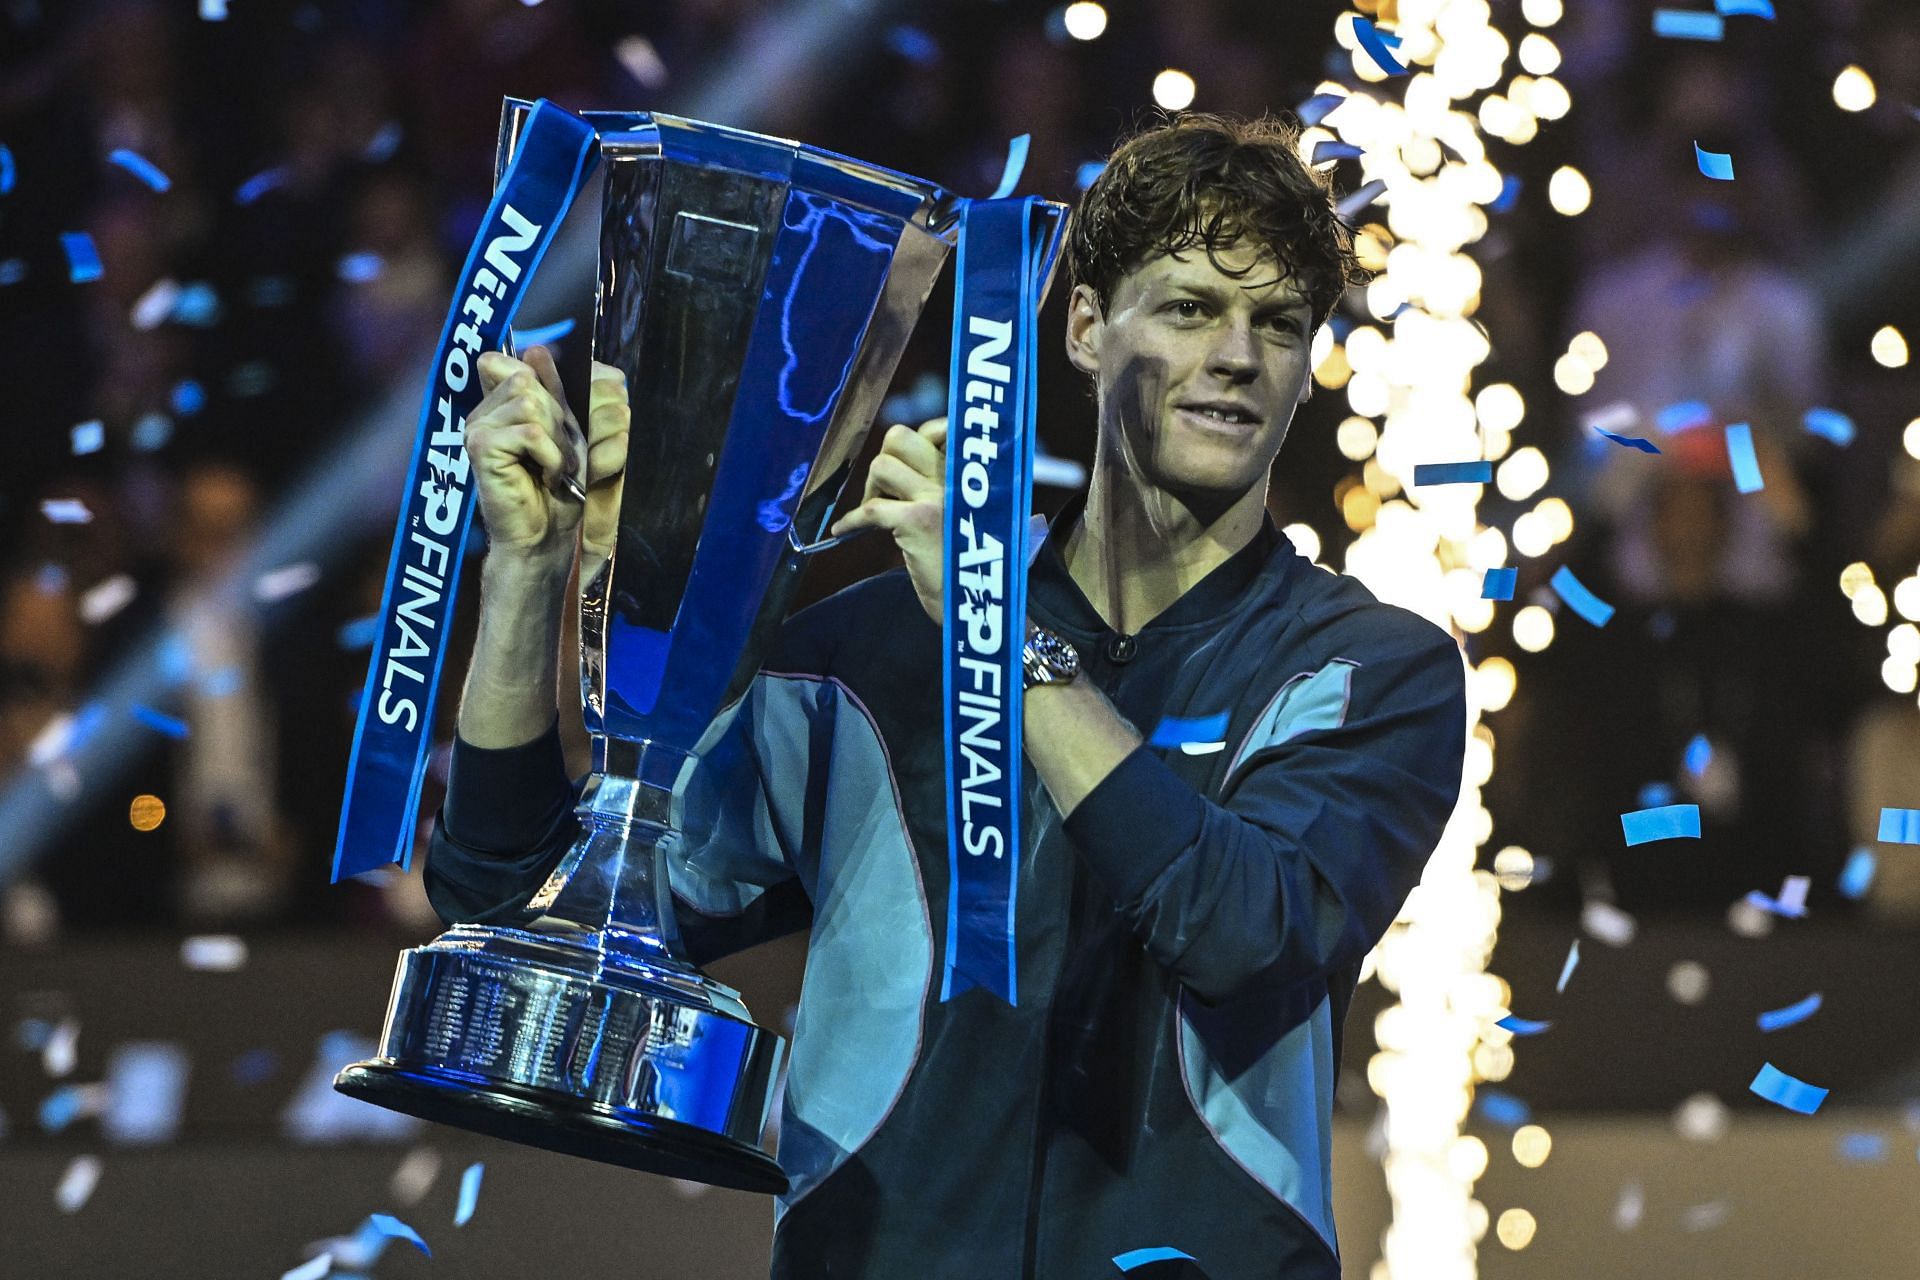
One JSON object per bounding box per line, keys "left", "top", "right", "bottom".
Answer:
{"left": 0, "top": 0, "right": 1915, "bottom": 941}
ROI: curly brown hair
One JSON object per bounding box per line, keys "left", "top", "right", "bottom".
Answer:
{"left": 1066, "top": 111, "right": 1368, "bottom": 331}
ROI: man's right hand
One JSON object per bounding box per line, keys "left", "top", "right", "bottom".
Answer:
{"left": 469, "top": 346, "right": 629, "bottom": 567}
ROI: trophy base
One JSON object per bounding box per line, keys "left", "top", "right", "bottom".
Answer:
{"left": 334, "top": 925, "right": 789, "bottom": 1195}
{"left": 334, "top": 1062, "right": 787, "bottom": 1193}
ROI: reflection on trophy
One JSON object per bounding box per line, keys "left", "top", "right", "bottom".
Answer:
{"left": 332, "top": 100, "right": 970, "bottom": 1193}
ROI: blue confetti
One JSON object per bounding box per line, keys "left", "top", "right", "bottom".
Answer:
{"left": 1653, "top": 9, "right": 1726, "bottom": 40}
{"left": 1694, "top": 143, "right": 1735, "bottom": 181}
{"left": 107, "top": 148, "right": 172, "bottom": 193}
{"left": 336, "top": 252, "right": 384, "bottom": 283}
{"left": 234, "top": 167, "right": 287, "bottom": 204}
{"left": 1481, "top": 567, "right": 1518, "bottom": 600}
{"left": 363, "top": 121, "right": 403, "bottom": 162}
{"left": 510, "top": 317, "right": 575, "bottom": 349}
{"left": 34, "top": 563, "right": 69, "bottom": 594}
{"left": 1476, "top": 1088, "right": 1531, "bottom": 1128}
{"left": 455, "top": 1161, "right": 484, "bottom": 1226}
{"left": 1657, "top": 400, "right": 1713, "bottom": 432}
{"left": 885, "top": 25, "right": 938, "bottom": 65}
{"left": 170, "top": 282, "right": 222, "bottom": 327}
{"left": 41, "top": 498, "right": 94, "bottom": 524}
{"left": 130, "top": 412, "right": 173, "bottom": 452}
{"left": 336, "top": 615, "right": 380, "bottom": 650}
{"left": 131, "top": 705, "right": 190, "bottom": 739}
{"left": 1312, "top": 139, "right": 1365, "bottom": 165}
{"left": 990, "top": 134, "right": 1030, "bottom": 200}
{"left": 1148, "top": 711, "right": 1230, "bottom": 748}
{"left": 1749, "top": 1062, "right": 1827, "bottom": 1115}
{"left": 1335, "top": 179, "right": 1387, "bottom": 219}
{"left": 1684, "top": 733, "right": 1712, "bottom": 776}
{"left": 71, "top": 420, "right": 105, "bottom": 455}
{"left": 1556, "top": 939, "right": 1580, "bottom": 993}
{"left": 1550, "top": 565, "right": 1615, "bottom": 627}
{"left": 39, "top": 1085, "right": 87, "bottom": 1132}
{"left": 1114, "top": 1247, "right": 1196, "bottom": 1272}
{"left": 1353, "top": 17, "right": 1409, "bottom": 76}
{"left": 1296, "top": 93, "right": 1347, "bottom": 126}
{"left": 1838, "top": 847, "right": 1876, "bottom": 899}
{"left": 366, "top": 1214, "right": 431, "bottom": 1257}
{"left": 1838, "top": 1133, "right": 1887, "bottom": 1162}
{"left": 170, "top": 379, "right": 206, "bottom": 417}
{"left": 1497, "top": 1015, "right": 1552, "bottom": 1036}
{"left": 0, "top": 258, "right": 24, "bottom": 285}
{"left": 1637, "top": 781, "right": 1677, "bottom": 809}
{"left": 1489, "top": 174, "right": 1522, "bottom": 213}
{"left": 1716, "top": 0, "right": 1774, "bottom": 16}
{"left": 1592, "top": 425, "right": 1662, "bottom": 453}
{"left": 1075, "top": 161, "right": 1107, "bottom": 191}
{"left": 1757, "top": 992, "right": 1822, "bottom": 1032}
{"left": 1620, "top": 803, "right": 1701, "bottom": 845}
{"left": 1413, "top": 461, "right": 1492, "bottom": 486}
{"left": 1724, "top": 423, "right": 1764, "bottom": 493}
{"left": 0, "top": 143, "right": 14, "bottom": 194}
{"left": 1880, "top": 808, "right": 1920, "bottom": 844}
{"left": 1802, "top": 408, "right": 1855, "bottom": 446}
{"left": 230, "top": 1047, "right": 278, "bottom": 1084}
{"left": 61, "top": 232, "right": 103, "bottom": 283}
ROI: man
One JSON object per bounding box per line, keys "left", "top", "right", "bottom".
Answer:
{"left": 428, "top": 112, "right": 1466, "bottom": 1279}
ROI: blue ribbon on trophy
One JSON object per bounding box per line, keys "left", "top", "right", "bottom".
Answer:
{"left": 332, "top": 100, "right": 597, "bottom": 880}
{"left": 940, "top": 196, "right": 1065, "bottom": 1005}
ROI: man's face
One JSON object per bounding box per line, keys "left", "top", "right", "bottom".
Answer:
{"left": 1066, "top": 234, "right": 1315, "bottom": 504}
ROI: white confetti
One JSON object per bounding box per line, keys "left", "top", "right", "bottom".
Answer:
{"left": 1613, "top": 1180, "right": 1644, "bottom": 1231}
{"left": 180, "top": 934, "right": 248, "bottom": 971}
{"left": 70, "top": 420, "right": 105, "bottom": 455}
{"left": 41, "top": 499, "right": 94, "bottom": 524}
{"left": 44, "top": 1018, "right": 79, "bottom": 1078}
{"left": 1581, "top": 900, "right": 1637, "bottom": 948}
{"left": 130, "top": 278, "right": 181, "bottom": 331}
{"left": 54, "top": 1155, "right": 101, "bottom": 1212}
{"left": 280, "top": 1254, "right": 332, "bottom": 1280}
{"left": 389, "top": 1146, "right": 441, "bottom": 1205}
{"left": 253, "top": 562, "right": 322, "bottom": 603}
{"left": 78, "top": 574, "right": 137, "bottom": 625}
{"left": 615, "top": 36, "right": 669, "bottom": 88}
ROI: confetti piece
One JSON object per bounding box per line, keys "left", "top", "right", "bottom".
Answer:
{"left": 231, "top": 1047, "right": 279, "bottom": 1085}
{"left": 1680, "top": 1200, "right": 1730, "bottom": 1232}
{"left": 1336, "top": 179, "right": 1387, "bottom": 219}
{"left": 1075, "top": 162, "right": 1106, "bottom": 190}
{"left": 390, "top": 1147, "right": 441, "bottom": 1205}
{"left": 1114, "top": 1247, "right": 1197, "bottom": 1271}
{"left": 41, "top": 498, "right": 94, "bottom": 524}
{"left": 200, "top": 0, "right": 228, "bottom": 17}
{"left": 1878, "top": 808, "right": 1920, "bottom": 844}
{"left": 1838, "top": 847, "right": 1876, "bottom": 899}
{"left": 885, "top": 25, "right": 938, "bottom": 65}
{"left": 1592, "top": 424, "right": 1662, "bottom": 453}
{"left": 1413, "top": 461, "right": 1492, "bottom": 486}
{"left": 1746, "top": 874, "right": 1810, "bottom": 918}
{"left": 1716, "top": 0, "right": 1774, "bottom": 16}
{"left": 336, "top": 252, "right": 383, "bottom": 283}
{"left": 1638, "top": 781, "right": 1677, "bottom": 808}
{"left": 181, "top": 934, "right": 247, "bottom": 971}
{"left": 1839, "top": 1133, "right": 1886, "bottom": 1162}
{"left": 171, "top": 379, "right": 206, "bottom": 416}
{"left": 1802, "top": 408, "right": 1854, "bottom": 446}
{"left": 1475, "top": 1088, "right": 1531, "bottom": 1128}
{"left": 130, "top": 278, "right": 181, "bottom": 330}
{"left": 1312, "top": 139, "right": 1365, "bottom": 165}
{"left": 103, "top": 1041, "right": 189, "bottom": 1144}
{"left": 55, "top": 1155, "right": 101, "bottom": 1212}
{"left": 1353, "top": 17, "right": 1409, "bottom": 76}
{"left": 130, "top": 412, "right": 173, "bottom": 451}
{"left": 510, "top": 317, "right": 575, "bottom": 349}
{"left": 1724, "top": 423, "right": 1764, "bottom": 492}
{"left": 1757, "top": 992, "right": 1822, "bottom": 1032}
{"left": 1489, "top": 174, "right": 1522, "bottom": 213}
{"left": 44, "top": 1019, "right": 79, "bottom": 1077}
{"left": 989, "top": 134, "right": 1030, "bottom": 200}
{"left": 254, "top": 562, "right": 321, "bottom": 603}
{"left": 1653, "top": 9, "right": 1726, "bottom": 40}
{"left": 61, "top": 232, "right": 102, "bottom": 283}
{"left": 363, "top": 122, "right": 403, "bottom": 163}
{"left": 40, "top": 1084, "right": 93, "bottom": 1131}
{"left": 614, "top": 36, "right": 669, "bottom": 89}
{"left": 1582, "top": 900, "right": 1637, "bottom": 947}
{"left": 280, "top": 1256, "right": 332, "bottom": 1280}
{"left": 1497, "top": 1015, "right": 1552, "bottom": 1036}
{"left": 79, "top": 575, "right": 136, "bottom": 625}
{"left": 1694, "top": 143, "right": 1735, "bottom": 181}
{"left": 1148, "top": 711, "right": 1230, "bottom": 747}
{"left": 131, "top": 705, "right": 189, "bottom": 739}
{"left": 70, "top": 420, "right": 104, "bottom": 455}
{"left": 107, "top": 148, "right": 171, "bottom": 193}
{"left": 0, "top": 143, "right": 14, "bottom": 194}
{"left": 1621, "top": 803, "right": 1701, "bottom": 845}
{"left": 1296, "top": 93, "right": 1347, "bottom": 127}
{"left": 1684, "top": 733, "right": 1711, "bottom": 776}
{"left": 1614, "top": 1180, "right": 1645, "bottom": 1231}
{"left": 1656, "top": 399, "right": 1713, "bottom": 432}
{"left": 455, "top": 1162, "right": 484, "bottom": 1226}
{"left": 336, "top": 615, "right": 380, "bottom": 650}
{"left": 1550, "top": 565, "right": 1615, "bottom": 626}
{"left": 1749, "top": 1062, "right": 1827, "bottom": 1114}
{"left": 1556, "top": 939, "right": 1580, "bottom": 993}
{"left": 366, "top": 1214, "right": 431, "bottom": 1257}
{"left": 0, "top": 257, "right": 25, "bottom": 284}
{"left": 1481, "top": 567, "right": 1517, "bottom": 600}
{"left": 235, "top": 167, "right": 288, "bottom": 204}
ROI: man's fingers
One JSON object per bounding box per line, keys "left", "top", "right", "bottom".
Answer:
{"left": 880, "top": 421, "right": 945, "bottom": 481}
{"left": 477, "top": 350, "right": 527, "bottom": 394}
{"left": 916, "top": 416, "right": 949, "bottom": 450}
{"left": 829, "top": 496, "right": 913, "bottom": 537}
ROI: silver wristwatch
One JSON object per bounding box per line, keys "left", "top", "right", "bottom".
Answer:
{"left": 1022, "top": 623, "right": 1081, "bottom": 690}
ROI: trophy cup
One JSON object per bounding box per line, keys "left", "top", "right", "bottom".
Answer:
{"left": 332, "top": 101, "right": 988, "bottom": 1193}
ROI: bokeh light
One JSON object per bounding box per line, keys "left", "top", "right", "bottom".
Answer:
{"left": 1833, "top": 65, "right": 1876, "bottom": 112}
{"left": 1152, "top": 68, "right": 1196, "bottom": 110}
{"left": 1061, "top": 2, "right": 1107, "bottom": 41}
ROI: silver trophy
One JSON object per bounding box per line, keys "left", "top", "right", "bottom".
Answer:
{"left": 333, "top": 100, "right": 973, "bottom": 1193}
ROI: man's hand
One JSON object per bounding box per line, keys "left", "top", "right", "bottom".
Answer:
{"left": 829, "top": 418, "right": 947, "bottom": 623}
{"left": 468, "top": 346, "right": 628, "bottom": 570}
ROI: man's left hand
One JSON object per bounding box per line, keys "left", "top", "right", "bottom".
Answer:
{"left": 829, "top": 417, "right": 948, "bottom": 623}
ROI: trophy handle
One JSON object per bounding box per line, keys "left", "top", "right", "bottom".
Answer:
{"left": 786, "top": 523, "right": 877, "bottom": 556}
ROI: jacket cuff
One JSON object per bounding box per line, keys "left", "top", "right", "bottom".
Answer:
{"left": 443, "top": 715, "right": 574, "bottom": 856}
{"left": 1060, "top": 743, "right": 1208, "bottom": 905}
